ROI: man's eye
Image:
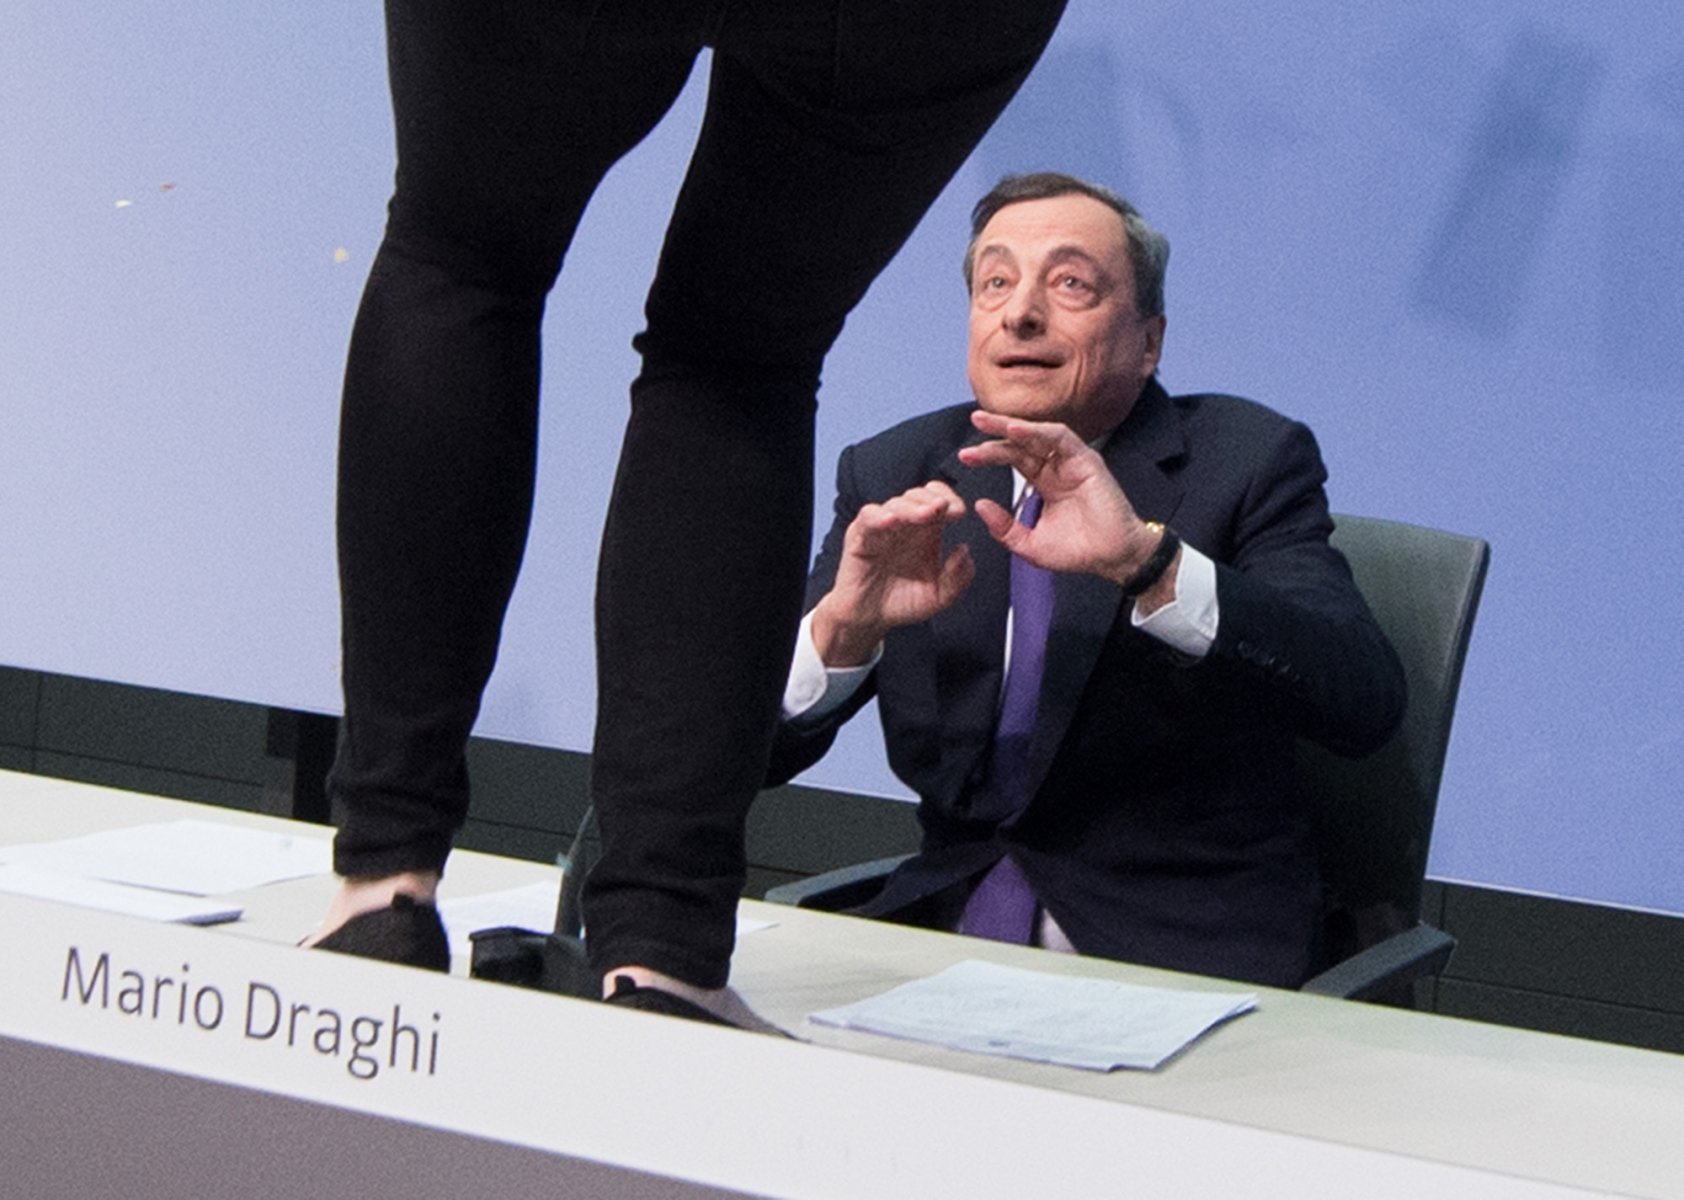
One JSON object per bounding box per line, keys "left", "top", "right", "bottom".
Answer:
{"left": 1056, "top": 274, "right": 1092, "bottom": 292}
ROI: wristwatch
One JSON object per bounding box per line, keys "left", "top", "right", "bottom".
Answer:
{"left": 1119, "top": 522, "right": 1181, "bottom": 598}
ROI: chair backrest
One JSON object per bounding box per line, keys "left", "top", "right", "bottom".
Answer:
{"left": 1303, "top": 514, "right": 1490, "bottom": 962}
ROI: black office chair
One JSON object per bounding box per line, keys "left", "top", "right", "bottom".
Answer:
{"left": 764, "top": 514, "right": 1491, "bottom": 1003}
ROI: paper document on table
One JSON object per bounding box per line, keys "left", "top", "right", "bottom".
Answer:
{"left": 0, "top": 863, "right": 242, "bottom": 924}
{"left": 440, "top": 881, "right": 565, "bottom": 938}
{"left": 0, "top": 820, "right": 332, "bottom": 895}
{"left": 810, "top": 959, "right": 1256, "bottom": 1071}
{"left": 440, "top": 881, "right": 776, "bottom": 942}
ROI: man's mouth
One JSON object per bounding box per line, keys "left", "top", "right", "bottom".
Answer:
{"left": 996, "top": 354, "right": 1062, "bottom": 370}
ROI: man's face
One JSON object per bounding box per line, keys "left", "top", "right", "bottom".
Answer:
{"left": 966, "top": 194, "right": 1165, "bottom": 442}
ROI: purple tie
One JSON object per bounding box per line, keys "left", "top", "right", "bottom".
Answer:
{"left": 960, "top": 489, "right": 1053, "bottom": 944}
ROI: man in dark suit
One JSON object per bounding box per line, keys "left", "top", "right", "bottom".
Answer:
{"left": 767, "top": 173, "right": 1406, "bottom": 988}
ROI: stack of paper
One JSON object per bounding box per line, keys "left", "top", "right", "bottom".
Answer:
{"left": 0, "top": 819, "right": 333, "bottom": 925}
{"left": 811, "top": 959, "right": 1256, "bottom": 1071}
{"left": 0, "top": 863, "right": 243, "bottom": 925}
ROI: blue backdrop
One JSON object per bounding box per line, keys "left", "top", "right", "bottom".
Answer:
{"left": 4, "top": 2, "right": 1680, "bottom": 913}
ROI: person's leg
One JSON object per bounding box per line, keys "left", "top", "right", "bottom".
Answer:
{"left": 324, "top": 0, "right": 706, "bottom": 940}
{"left": 584, "top": 0, "right": 1068, "bottom": 994}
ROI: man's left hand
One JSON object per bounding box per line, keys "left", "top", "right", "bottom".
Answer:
{"left": 959, "top": 410, "right": 1168, "bottom": 590}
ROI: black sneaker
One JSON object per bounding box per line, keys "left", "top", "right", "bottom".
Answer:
{"left": 313, "top": 894, "right": 450, "bottom": 972}
{"left": 604, "top": 974, "right": 737, "bottom": 1027}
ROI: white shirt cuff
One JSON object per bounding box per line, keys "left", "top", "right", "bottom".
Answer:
{"left": 782, "top": 610, "right": 880, "bottom": 722}
{"left": 1130, "top": 542, "right": 1218, "bottom": 657}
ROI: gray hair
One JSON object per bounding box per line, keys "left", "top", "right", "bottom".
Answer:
{"left": 962, "top": 172, "right": 1169, "bottom": 319}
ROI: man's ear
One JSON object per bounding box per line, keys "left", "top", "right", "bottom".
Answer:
{"left": 1141, "top": 314, "right": 1167, "bottom": 377}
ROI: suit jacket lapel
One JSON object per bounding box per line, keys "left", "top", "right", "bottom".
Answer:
{"left": 914, "top": 386, "right": 1190, "bottom": 820}
{"left": 1018, "top": 380, "right": 1189, "bottom": 811}
{"left": 929, "top": 432, "right": 1014, "bottom": 803}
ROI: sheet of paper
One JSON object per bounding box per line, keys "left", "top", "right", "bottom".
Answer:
{"left": 440, "top": 880, "right": 563, "bottom": 938}
{"left": 439, "top": 881, "right": 775, "bottom": 943}
{"left": 0, "top": 819, "right": 332, "bottom": 895}
{"left": 809, "top": 959, "right": 1256, "bottom": 1071}
{"left": 0, "top": 863, "right": 242, "bottom": 925}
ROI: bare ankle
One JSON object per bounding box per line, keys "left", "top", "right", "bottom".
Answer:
{"left": 302, "top": 870, "right": 441, "bottom": 947}
{"left": 601, "top": 965, "right": 718, "bottom": 1005}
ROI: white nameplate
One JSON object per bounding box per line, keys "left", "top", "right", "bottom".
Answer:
{"left": 0, "top": 893, "right": 1597, "bottom": 1199}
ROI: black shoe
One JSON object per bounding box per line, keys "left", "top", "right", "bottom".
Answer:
{"left": 313, "top": 894, "right": 450, "bottom": 972}
{"left": 604, "top": 974, "right": 737, "bottom": 1028}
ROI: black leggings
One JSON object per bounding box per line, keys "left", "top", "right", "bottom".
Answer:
{"left": 329, "top": 0, "right": 1065, "bottom": 987}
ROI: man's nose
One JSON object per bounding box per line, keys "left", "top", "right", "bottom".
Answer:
{"left": 1001, "top": 284, "right": 1046, "bottom": 336}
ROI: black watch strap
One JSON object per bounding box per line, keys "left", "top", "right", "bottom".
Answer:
{"left": 1120, "top": 524, "right": 1181, "bottom": 598}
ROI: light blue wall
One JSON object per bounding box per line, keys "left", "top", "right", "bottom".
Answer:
{"left": 4, "top": 2, "right": 1680, "bottom": 912}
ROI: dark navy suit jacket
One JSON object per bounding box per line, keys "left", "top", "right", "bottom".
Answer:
{"left": 766, "top": 380, "right": 1406, "bottom": 987}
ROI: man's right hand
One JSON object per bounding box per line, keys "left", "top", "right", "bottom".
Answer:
{"left": 808, "top": 480, "right": 975, "bottom": 667}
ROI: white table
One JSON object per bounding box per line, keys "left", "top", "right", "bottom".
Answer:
{"left": 3, "top": 769, "right": 1678, "bottom": 1198}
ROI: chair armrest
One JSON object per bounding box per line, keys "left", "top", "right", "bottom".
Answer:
{"left": 762, "top": 854, "right": 911, "bottom": 911}
{"left": 1300, "top": 921, "right": 1456, "bottom": 1001}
